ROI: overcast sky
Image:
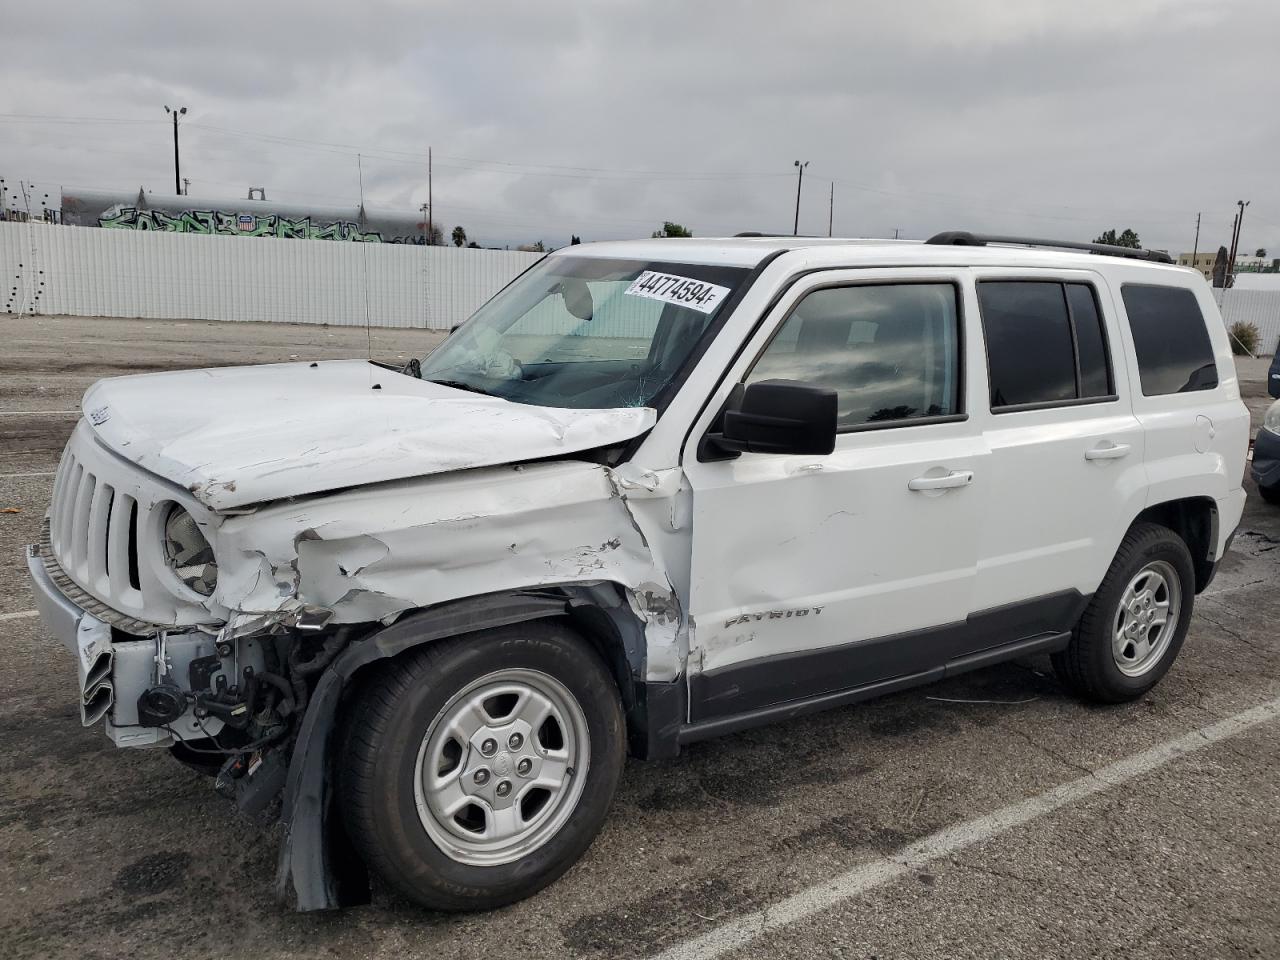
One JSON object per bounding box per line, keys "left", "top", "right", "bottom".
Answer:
{"left": 2, "top": 0, "right": 1277, "bottom": 254}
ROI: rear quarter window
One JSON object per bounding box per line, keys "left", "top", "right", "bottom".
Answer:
{"left": 1120, "top": 284, "right": 1219, "bottom": 396}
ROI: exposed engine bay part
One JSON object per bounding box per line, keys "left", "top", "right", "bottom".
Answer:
{"left": 136, "top": 682, "right": 185, "bottom": 726}
{"left": 66, "top": 615, "right": 357, "bottom": 813}
{"left": 216, "top": 749, "right": 289, "bottom": 823}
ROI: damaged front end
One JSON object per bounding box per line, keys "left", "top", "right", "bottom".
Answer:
{"left": 25, "top": 520, "right": 364, "bottom": 899}
{"left": 30, "top": 423, "right": 693, "bottom": 911}
{"left": 24, "top": 560, "right": 368, "bottom": 908}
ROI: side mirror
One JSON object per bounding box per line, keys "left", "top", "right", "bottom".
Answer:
{"left": 702, "top": 380, "right": 837, "bottom": 458}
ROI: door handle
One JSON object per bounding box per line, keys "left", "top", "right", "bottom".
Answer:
{"left": 1084, "top": 442, "right": 1131, "bottom": 461}
{"left": 908, "top": 470, "right": 973, "bottom": 492}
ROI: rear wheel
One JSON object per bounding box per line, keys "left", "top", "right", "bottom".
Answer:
{"left": 339, "top": 621, "right": 625, "bottom": 911}
{"left": 1052, "top": 522, "right": 1195, "bottom": 703}
{"left": 1258, "top": 482, "right": 1280, "bottom": 506}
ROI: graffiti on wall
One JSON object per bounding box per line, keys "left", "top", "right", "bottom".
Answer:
{"left": 96, "top": 206, "right": 428, "bottom": 243}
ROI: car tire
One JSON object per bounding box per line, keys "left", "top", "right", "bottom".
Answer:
{"left": 339, "top": 620, "right": 625, "bottom": 911}
{"left": 1258, "top": 482, "right": 1280, "bottom": 506}
{"left": 1051, "top": 522, "right": 1195, "bottom": 704}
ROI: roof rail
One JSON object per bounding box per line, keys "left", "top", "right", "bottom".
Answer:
{"left": 926, "top": 230, "right": 1174, "bottom": 264}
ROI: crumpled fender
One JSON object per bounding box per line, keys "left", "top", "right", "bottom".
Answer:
{"left": 211, "top": 459, "right": 690, "bottom": 682}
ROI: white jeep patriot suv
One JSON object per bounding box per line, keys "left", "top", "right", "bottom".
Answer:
{"left": 27, "top": 231, "right": 1248, "bottom": 911}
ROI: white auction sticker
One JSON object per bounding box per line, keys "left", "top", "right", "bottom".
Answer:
{"left": 624, "top": 271, "right": 730, "bottom": 314}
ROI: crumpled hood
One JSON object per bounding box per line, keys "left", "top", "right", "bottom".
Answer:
{"left": 81, "top": 360, "right": 656, "bottom": 511}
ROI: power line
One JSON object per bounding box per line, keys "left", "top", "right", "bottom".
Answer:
{"left": 180, "top": 122, "right": 790, "bottom": 181}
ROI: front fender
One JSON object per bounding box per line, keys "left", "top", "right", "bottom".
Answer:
{"left": 213, "top": 461, "right": 685, "bottom": 678}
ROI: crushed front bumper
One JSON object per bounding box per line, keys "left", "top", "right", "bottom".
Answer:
{"left": 26, "top": 544, "right": 361, "bottom": 912}
{"left": 25, "top": 544, "right": 222, "bottom": 748}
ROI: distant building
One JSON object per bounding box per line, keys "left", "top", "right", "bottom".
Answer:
{"left": 1176, "top": 251, "right": 1220, "bottom": 280}
{"left": 2, "top": 177, "right": 431, "bottom": 243}
{"left": 1178, "top": 250, "right": 1278, "bottom": 281}
{"left": 1231, "top": 254, "right": 1278, "bottom": 274}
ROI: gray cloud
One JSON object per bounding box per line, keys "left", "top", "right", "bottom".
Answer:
{"left": 2, "top": 0, "right": 1276, "bottom": 254}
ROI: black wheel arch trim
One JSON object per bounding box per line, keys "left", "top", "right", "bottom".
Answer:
{"left": 1133, "top": 495, "right": 1219, "bottom": 593}
{"left": 273, "top": 582, "right": 682, "bottom": 912}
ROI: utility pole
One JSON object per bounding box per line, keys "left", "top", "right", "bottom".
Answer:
{"left": 1190, "top": 212, "right": 1200, "bottom": 272}
{"left": 182, "top": 178, "right": 191, "bottom": 197}
{"left": 827, "top": 181, "right": 834, "bottom": 237}
{"left": 427, "top": 147, "right": 434, "bottom": 246}
{"left": 1225, "top": 212, "right": 1239, "bottom": 286}
{"left": 894, "top": 227, "right": 900, "bottom": 240}
{"left": 164, "top": 105, "right": 186, "bottom": 196}
{"left": 1228, "top": 200, "right": 1250, "bottom": 279}
{"left": 792, "top": 160, "right": 808, "bottom": 236}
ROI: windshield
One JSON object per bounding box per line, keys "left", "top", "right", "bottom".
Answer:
{"left": 418, "top": 256, "right": 750, "bottom": 410}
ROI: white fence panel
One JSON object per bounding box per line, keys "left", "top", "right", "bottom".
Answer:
{"left": 0, "top": 221, "right": 540, "bottom": 328}
{"left": 1215, "top": 288, "right": 1280, "bottom": 355}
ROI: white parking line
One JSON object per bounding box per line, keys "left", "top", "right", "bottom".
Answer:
{"left": 0, "top": 610, "right": 38, "bottom": 622}
{"left": 0, "top": 472, "right": 56, "bottom": 478}
{"left": 654, "top": 695, "right": 1280, "bottom": 960}
{"left": 0, "top": 410, "right": 79, "bottom": 416}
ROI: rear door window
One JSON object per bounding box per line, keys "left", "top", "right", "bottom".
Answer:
{"left": 1120, "top": 284, "right": 1219, "bottom": 395}
{"left": 1066, "top": 284, "right": 1113, "bottom": 398}
{"left": 977, "top": 280, "right": 1115, "bottom": 411}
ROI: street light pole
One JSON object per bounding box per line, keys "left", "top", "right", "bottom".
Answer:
{"left": 793, "top": 160, "right": 808, "bottom": 236}
{"left": 164, "top": 105, "right": 186, "bottom": 196}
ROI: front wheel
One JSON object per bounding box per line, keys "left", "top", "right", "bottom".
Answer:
{"left": 339, "top": 621, "right": 625, "bottom": 911}
{"left": 1258, "top": 482, "right": 1280, "bottom": 506}
{"left": 1052, "top": 522, "right": 1195, "bottom": 703}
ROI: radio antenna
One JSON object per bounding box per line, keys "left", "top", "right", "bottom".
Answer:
{"left": 357, "top": 152, "right": 373, "bottom": 363}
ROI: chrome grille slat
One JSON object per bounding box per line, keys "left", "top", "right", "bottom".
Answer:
{"left": 86, "top": 481, "right": 113, "bottom": 590}
{"left": 48, "top": 453, "right": 71, "bottom": 555}
{"left": 69, "top": 466, "right": 96, "bottom": 581}
{"left": 107, "top": 491, "right": 136, "bottom": 602}
{"left": 56, "top": 459, "right": 82, "bottom": 557}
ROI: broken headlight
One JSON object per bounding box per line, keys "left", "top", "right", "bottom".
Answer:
{"left": 162, "top": 504, "right": 217, "bottom": 597}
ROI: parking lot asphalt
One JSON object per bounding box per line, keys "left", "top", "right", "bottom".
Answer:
{"left": 1, "top": 314, "right": 1277, "bottom": 960}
